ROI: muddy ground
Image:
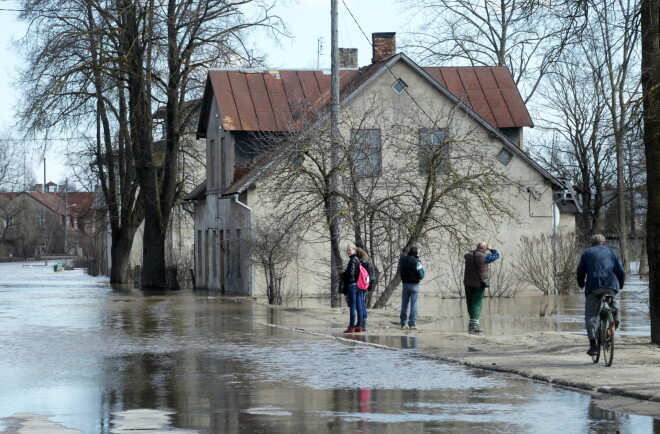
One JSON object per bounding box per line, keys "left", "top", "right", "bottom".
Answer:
{"left": 260, "top": 300, "right": 660, "bottom": 419}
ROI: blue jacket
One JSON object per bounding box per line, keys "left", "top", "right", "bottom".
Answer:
{"left": 576, "top": 244, "right": 625, "bottom": 295}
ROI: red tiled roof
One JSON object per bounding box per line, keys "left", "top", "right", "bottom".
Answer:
{"left": 1, "top": 191, "right": 95, "bottom": 217}
{"left": 206, "top": 60, "right": 531, "bottom": 133}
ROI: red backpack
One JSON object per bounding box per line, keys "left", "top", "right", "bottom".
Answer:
{"left": 357, "top": 263, "right": 370, "bottom": 290}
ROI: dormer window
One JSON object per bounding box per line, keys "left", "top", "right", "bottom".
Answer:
{"left": 392, "top": 79, "right": 408, "bottom": 94}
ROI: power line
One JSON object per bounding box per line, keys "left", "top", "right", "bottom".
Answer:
{"left": 340, "top": 0, "right": 435, "bottom": 124}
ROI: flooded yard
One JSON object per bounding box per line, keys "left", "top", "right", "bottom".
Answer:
{"left": 0, "top": 262, "right": 657, "bottom": 433}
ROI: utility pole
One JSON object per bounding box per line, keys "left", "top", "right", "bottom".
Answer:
{"left": 329, "top": 0, "right": 342, "bottom": 307}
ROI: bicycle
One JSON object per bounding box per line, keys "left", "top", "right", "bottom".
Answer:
{"left": 591, "top": 294, "right": 617, "bottom": 367}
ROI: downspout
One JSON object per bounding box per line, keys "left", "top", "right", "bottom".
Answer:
{"left": 233, "top": 194, "right": 254, "bottom": 297}
{"left": 219, "top": 193, "right": 254, "bottom": 297}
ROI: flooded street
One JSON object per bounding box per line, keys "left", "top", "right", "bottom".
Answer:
{"left": 0, "top": 262, "right": 658, "bottom": 433}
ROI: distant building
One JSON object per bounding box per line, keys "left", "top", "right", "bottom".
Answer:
{"left": 0, "top": 183, "right": 99, "bottom": 260}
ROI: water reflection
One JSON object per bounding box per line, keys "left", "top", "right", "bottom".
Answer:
{"left": 283, "top": 275, "right": 650, "bottom": 337}
{"left": 0, "top": 263, "right": 657, "bottom": 433}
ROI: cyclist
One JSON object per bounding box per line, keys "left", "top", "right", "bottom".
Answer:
{"left": 576, "top": 234, "right": 626, "bottom": 356}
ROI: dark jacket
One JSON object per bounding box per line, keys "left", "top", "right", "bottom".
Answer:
{"left": 344, "top": 255, "right": 360, "bottom": 285}
{"left": 463, "top": 249, "right": 500, "bottom": 287}
{"left": 399, "top": 254, "right": 424, "bottom": 284}
{"left": 576, "top": 244, "right": 626, "bottom": 295}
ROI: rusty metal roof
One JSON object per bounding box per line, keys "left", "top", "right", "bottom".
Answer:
{"left": 424, "top": 66, "right": 532, "bottom": 128}
{"left": 203, "top": 62, "right": 531, "bottom": 134}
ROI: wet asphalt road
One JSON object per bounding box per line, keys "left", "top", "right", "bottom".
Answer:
{"left": 0, "top": 263, "right": 658, "bottom": 433}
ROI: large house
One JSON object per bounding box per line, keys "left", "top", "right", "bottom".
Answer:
{"left": 187, "top": 33, "right": 578, "bottom": 297}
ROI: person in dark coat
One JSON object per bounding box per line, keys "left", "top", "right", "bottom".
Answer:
{"left": 398, "top": 246, "right": 425, "bottom": 330}
{"left": 463, "top": 242, "right": 500, "bottom": 333}
{"left": 343, "top": 243, "right": 363, "bottom": 333}
{"left": 577, "top": 234, "right": 625, "bottom": 356}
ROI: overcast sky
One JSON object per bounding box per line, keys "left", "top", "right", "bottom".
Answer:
{"left": 0, "top": 0, "right": 410, "bottom": 185}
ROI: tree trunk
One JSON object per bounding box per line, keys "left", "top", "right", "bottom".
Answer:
{"left": 141, "top": 201, "right": 168, "bottom": 288}
{"left": 640, "top": 231, "right": 649, "bottom": 277}
{"left": 373, "top": 274, "right": 401, "bottom": 309}
{"left": 616, "top": 139, "right": 630, "bottom": 273}
{"left": 110, "top": 231, "right": 134, "bottom": 283}
{"left": 641, "top": 0, "right": 660, "bottom": 343}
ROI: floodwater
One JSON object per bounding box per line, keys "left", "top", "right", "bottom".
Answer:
{"left": 287, "top": 274, "right": 651, "bottom": 338}
{"left": 0, "top": 262, "right": 658, "bottom": 433}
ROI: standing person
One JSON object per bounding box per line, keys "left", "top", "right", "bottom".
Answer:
{"left": 343, "top": 244, "right": 363, "bottom": 333}
{"left": 356, "top": 247, "right": 375, "bottom": 332}
{"left": 398, "top": 246, "right": 424, "bottom": 330}
{"left": 463, "top": 242, "right": 500, "bottom": 334}
{"left": 577, "top": 234, "right": 625, "bottom": 356}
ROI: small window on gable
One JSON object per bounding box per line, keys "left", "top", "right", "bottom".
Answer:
{"left": 496, "top": 148, "right": 514, "bottom": 166}
{"left": 392, "top": 78, "right": 408, "bottom": 94}
{"left": 419, "top": 129, "right": 449, "bottom": 174}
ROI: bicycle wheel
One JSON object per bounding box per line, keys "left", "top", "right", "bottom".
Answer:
{"left": 603, "top": 320, "right": 614, "bottom": 367}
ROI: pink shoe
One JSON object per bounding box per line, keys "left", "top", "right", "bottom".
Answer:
{"left": 343, "top": 328, "right": 355, "bottom": 333}
{"left": 354, "top": 327, "right": 362, "bottom": 332}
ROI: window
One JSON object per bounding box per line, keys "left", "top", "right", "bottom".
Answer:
{"left": 205, "top": 230, "right": 210, "bottom": 277}
{"left": 419, "top": 129, "right": 449, "bottom": 174}
{"left": 226, "top": 230, "right": 231, "bottom": 277}
{"left": 196, "top": 230, "right": 202, "bottom": 279}
{"left": 73, "top": 217, "right": 79, "bottom": 230}
{"left": 210, "top": 139, "right": 216, "bottom": 188}
{"left": 496, "top": 148, "right": 514, "bottom": 166}
{"left": 236, "top": 229, "right": 242, "bottom": 278}
{"left": 392, "top": 78, "right": 408, "bottom": 94}
{"left": 37, "top": 215, "right": 45, "bottom": 228}
{"left": 351, "top": 129, "right": 382, "bottom": 176}
{"left": 212, "top": 230, "right": 217, "bottom": 278}
{"left": 220, "top": 138, "right": 226, "bottom": 188}
{"left": 5, "top": 218, "right": 13, "bottom": 227}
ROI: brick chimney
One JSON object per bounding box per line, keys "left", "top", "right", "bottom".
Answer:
{"left": 339, "top": 48, "right": 358, "bottom": 68}
{"left": 372, "top": 32, "right": 396, "bottom": 63}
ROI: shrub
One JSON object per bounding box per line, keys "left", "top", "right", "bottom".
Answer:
{"left": 516, "top": 232, "right": 581, "bottom": 294}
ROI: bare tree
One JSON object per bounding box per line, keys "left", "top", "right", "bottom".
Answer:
{"left": 516, "top": 232, "right": 582, "bottom": 295}
{"left": 251, "top": 213, "right": 305, "bottom": 304}
{"left": 0, "top": 132, "right": 28, "bottom": 192}
{"left": 582, "top": 0, "right": 642, "bottom": 272}
{"left": 402, "top": 0, "right": 582, "bottom": 102}
{"left": 535, "top": 57, "right": 616, "bottom": 236}
{"left": 16, "top": 0, "right": 283, "bottom": 287}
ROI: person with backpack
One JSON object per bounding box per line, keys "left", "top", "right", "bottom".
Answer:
{"left": 343, "top": 243, "right": 364, "bottom": 333}
{"left": 356, "top": 247, "right": 377, "bottom": 332}
{"left": 398, "top": 246, "right": 425, "bottom": 330}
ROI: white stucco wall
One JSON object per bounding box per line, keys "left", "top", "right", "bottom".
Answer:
{"left": 194, "top": 59, "right": 577, "bottom": 297}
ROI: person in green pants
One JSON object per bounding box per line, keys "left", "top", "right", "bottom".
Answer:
{"left": 463, "top": 242, "right": 500, "bottom": 333}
